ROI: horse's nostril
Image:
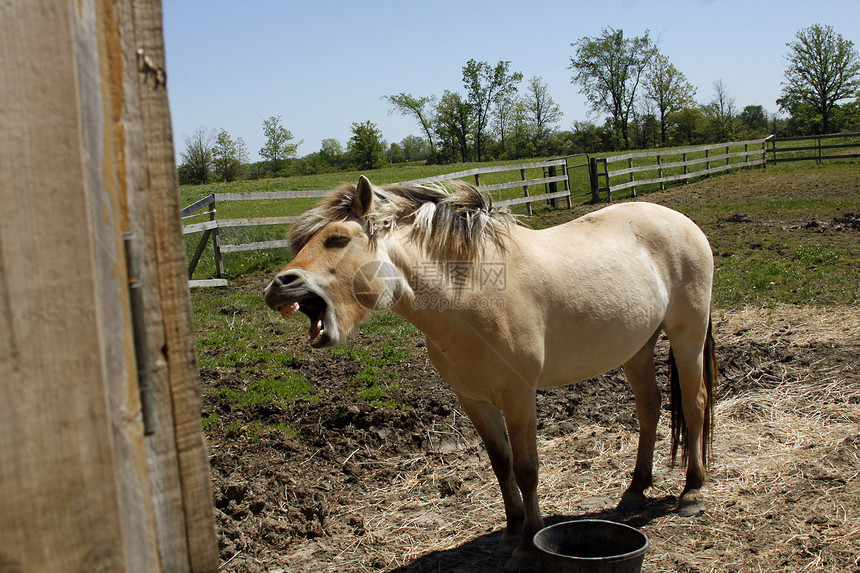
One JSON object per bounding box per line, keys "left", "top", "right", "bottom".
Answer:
{"left": 275, "top": 272, "right": 300, "bottom": 287}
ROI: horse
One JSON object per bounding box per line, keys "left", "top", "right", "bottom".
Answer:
{"left": 264, "top": 175, "right": 717, "bottom": 571}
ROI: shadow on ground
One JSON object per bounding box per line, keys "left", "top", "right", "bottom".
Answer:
{"left": 387, "top": 498, "right": 677, "bottom": 572}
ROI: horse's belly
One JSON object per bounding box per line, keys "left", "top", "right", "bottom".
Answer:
{"left": 536, "top": 315, "right": 662, "bottom": 389}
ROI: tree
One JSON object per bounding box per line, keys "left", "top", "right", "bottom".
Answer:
{"left": 320, "top": 138, "right": 346, "bottom": 169}
{"left": 348, "top": 121, "right": 386, "bottom": 170}
{"left": 462, "top": 59, "right": 523, "bottom": 161}
{"left": 672, "top": 107, "right": 707, "bottom": 146}
{"left": 523, "top": 76, "right": 563, "bottom": 150}
{"left": 569, "top": 27, "right": 657, "bottom": 149}
{"left": 435, "top": 90, "right": 473, "bottom": 163}
{"left": 212, "top": 129, "right": 248, "bottom": 182}
{"left": 384, "top": 93, "right": 437, "bottom": 158}
{"left": 179, "top": 126, "right": 216, "bottom": 185}
{"left": 739, "top": 105, "right": 769, "bottom": 136}
{"left": 779, "top": 24, "right": 860, "bottom": 134}
{"left": 705, "top": 79, "right": 737, "bottom": 142}
{"left": 643, "top": 53, "right": 697, "bottom": 146}
{"left": 260, "top": 115, "right": 301, "bottom": 176}
{"left": 399, "top": 135, "right": 430, "bottom": 162}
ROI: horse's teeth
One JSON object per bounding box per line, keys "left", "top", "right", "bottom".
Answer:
{"left": 280, "top": 302, "right": 299, "bottom": 319}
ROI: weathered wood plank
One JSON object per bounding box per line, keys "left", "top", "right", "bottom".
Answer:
{"left": 189, "top": 279, "right": 229, "bottom": 288}
{"left": 217, "top": 216, "right": 299, "bottom": 228}
{"left": 132, "top": 0, "right": 219, "bottom": 570}
{"left": 608, "top": 158, "right": 764, "bottom": 192}
{"left": 215, "top": 190, "right": 329, "bottom": 201}
{"left": 0, "top": 3, "right": 144, "bottom": 571}
{"left": 609, "top": 150, "right": 766, "bottom": 177}
{"left": 480, "top": 174, "right": 569, "bottom": 193}
{"left": 182, "top": 220, "right": 219, "bottom": 234}
{"left": 220, "top": 239, "right": 293, "bottom": 253}
{"left": 399, "top": 159, "right": 566, "bottom": 185}
{"left": 180, "top": 194, "right": 215, "bottom": 217}
{"left": 496, "top": 190, "right": 571, "bottom": 207}
{"left": 603, "top": 138, "right": 769, "bottom": 164}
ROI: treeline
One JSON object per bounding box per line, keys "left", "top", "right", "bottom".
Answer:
{"left": 179, "top": 23, "right": 860, "bottom": 185}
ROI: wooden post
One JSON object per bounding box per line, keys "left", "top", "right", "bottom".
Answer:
{"left": 0, "top": 2, "right": 218, "bottom": 572}
{"left": 657, "top": 153, "right": 664, "bottom": 190}
{"left": 683, "top": 152, "right": 689, "bottom": 182}
{"left": 547, "top": 165, "right": 558, "bottom": 209}
{"left": 628, "top": 157, "right": 636, "bottom": 197}
{"left": 705, "top": 148, "right": 711, "bottom": 174}
{"left": 562, "top": 161, "right": 572, "bottom": 208}
{"left": 588, "top": 157, "right": 601, "bottom": 203}
{"left": 209, "top": 199, "right": 225, "bottom": 277}
{"left": 726, "top": 145, "right": 731, "bottom": 166}
{"left": 520, "top": 168, "right": 532, "bottom": 216}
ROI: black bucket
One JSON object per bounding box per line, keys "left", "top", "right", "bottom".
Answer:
{"left": 533, "top": 519, "right": 649, "bottom": 573}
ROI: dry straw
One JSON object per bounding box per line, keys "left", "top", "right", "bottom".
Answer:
{"left": 280, "top": 305, "right": 860, "bottom": 572}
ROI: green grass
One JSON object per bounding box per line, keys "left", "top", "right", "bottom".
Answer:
{"left": 190, "top": 161, "right": 859, "bottom": 439}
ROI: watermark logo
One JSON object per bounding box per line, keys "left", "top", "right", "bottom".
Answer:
{"left": 353, "top": 260, "right": 403, "bottom": 310}
{"left": 353, "top": 261, "right": 507, "bottom": 311}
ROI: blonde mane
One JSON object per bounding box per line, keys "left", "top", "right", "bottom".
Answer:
{"left": 288, "top": 180, "right": 514, "bottom": 260}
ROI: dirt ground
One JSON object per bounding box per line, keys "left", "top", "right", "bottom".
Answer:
{"left": 199, "top": 170, "right": 860, "bottom": 573}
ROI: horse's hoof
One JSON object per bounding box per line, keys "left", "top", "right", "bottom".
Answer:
{"left": 504, "top": 551, "right": 540, "bottom": 572}
{"left": 496, "top": 535, "right": 519, "bottom": 556}
{"left": 678, "top": 490, "right": 705, "bottom": 516}
{"left": 616, "top": 490, "right": 647, "bottom": 513}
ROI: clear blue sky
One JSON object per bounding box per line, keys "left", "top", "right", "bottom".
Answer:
{"left": 163, "top": 0, "right": 860, "bottom": 162}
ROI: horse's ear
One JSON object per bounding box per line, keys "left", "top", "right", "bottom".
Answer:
{"left": 352, "top": 175, "right": 375, "bottom": 217}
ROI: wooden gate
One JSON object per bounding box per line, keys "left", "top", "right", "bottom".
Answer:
{"left": 0, "top": 1, "right": 218, "bottom": 571}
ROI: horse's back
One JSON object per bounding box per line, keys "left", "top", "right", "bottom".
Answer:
{"left": 508, "top": 202, "right": 713, "bottom": 386}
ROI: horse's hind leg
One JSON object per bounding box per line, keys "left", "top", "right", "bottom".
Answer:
{"left": 618, "top": 330, "right": 662, "bottom": 511}
{"left": 456, "top": 396, "right": 525, "bottom": 555}
{"left": 665, "top": 319, "right": 712, "bottom": 517}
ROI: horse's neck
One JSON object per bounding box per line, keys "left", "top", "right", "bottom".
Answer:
{"left": 386, "top": 232, "right": 496, "bottom": 350}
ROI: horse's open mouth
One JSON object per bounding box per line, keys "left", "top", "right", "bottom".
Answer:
{"left": 278, "top": 295, "right": 331, "bottom": 347}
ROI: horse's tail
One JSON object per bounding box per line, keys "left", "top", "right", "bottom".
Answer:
{"left": 669, "top": 317, "right": 717, "bottom": 467}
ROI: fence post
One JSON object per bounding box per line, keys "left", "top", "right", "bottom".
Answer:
{"left": 682, "top": 152, "right": 688, "bottom": 182}
{"left": 547, "top": 164, "right": 559, "bottom": 209}
{"left": 657, "top": 153, "right": 664, "bottom": 190}
{"left": 520, "top": 168, "right": 532, "bottom": 216}
{"left": 209, "top": 198, "right": 224, "bottom": 278}
{"left": 628, "top": 157, "right": 636, "bottom": 197}
{"left": 562, "top": 160, "right": 572, "bottom": 208}
{"left": 588, "top": 157, "right": 601, "bottom": 203}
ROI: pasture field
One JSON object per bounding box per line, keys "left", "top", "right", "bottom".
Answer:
{"left": 191, "top": 162, "right": 860, "bottom": 572}
{"left": 181, "top": 142, "right": 775, "bottom": 280}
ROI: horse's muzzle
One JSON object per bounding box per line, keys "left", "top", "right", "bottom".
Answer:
{"left": 265, "top": 270, "right": 339, "bottom": 347}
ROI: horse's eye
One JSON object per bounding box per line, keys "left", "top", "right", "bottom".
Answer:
{"left": 324, "top": 235, "right": 351, "bottom": 249}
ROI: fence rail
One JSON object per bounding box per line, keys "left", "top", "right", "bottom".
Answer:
{"left": 769, "top": 131, "right": 860, "bottom": 163}
{"left": 183, "top": 157, "right": 592, "bottom": 282}
{"left": 589, "top": 137, "right": 772, "bottom": 201}
{"left": 183, "top": 133, "right": 858, "bottom": 285}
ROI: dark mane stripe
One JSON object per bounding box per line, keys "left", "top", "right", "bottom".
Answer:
{"left": 288, "top": 180, "right": 513, "bottom": 260}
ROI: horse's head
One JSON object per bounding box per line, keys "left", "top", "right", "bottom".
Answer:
{"left": 264, "top": 176, "right": 403, "bottom": 348}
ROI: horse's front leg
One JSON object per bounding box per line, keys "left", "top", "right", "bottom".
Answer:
{"left": 499, "top": 391, "right": 543, "bottom": 572}
{"left": 456, "top": 396, "right": 525, "bottom": 555}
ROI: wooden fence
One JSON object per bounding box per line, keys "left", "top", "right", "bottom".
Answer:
{"left": 769, "top": 131, "right": 860, "bottom": 163}
{"left": 183, "top": 132, "right": 860, "bottom": 284}
{"left": 182, "top": 157, "right": 590, "bottom": 284}
{"left": 588, "top": 136, "right": 772, "bottom": 201}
